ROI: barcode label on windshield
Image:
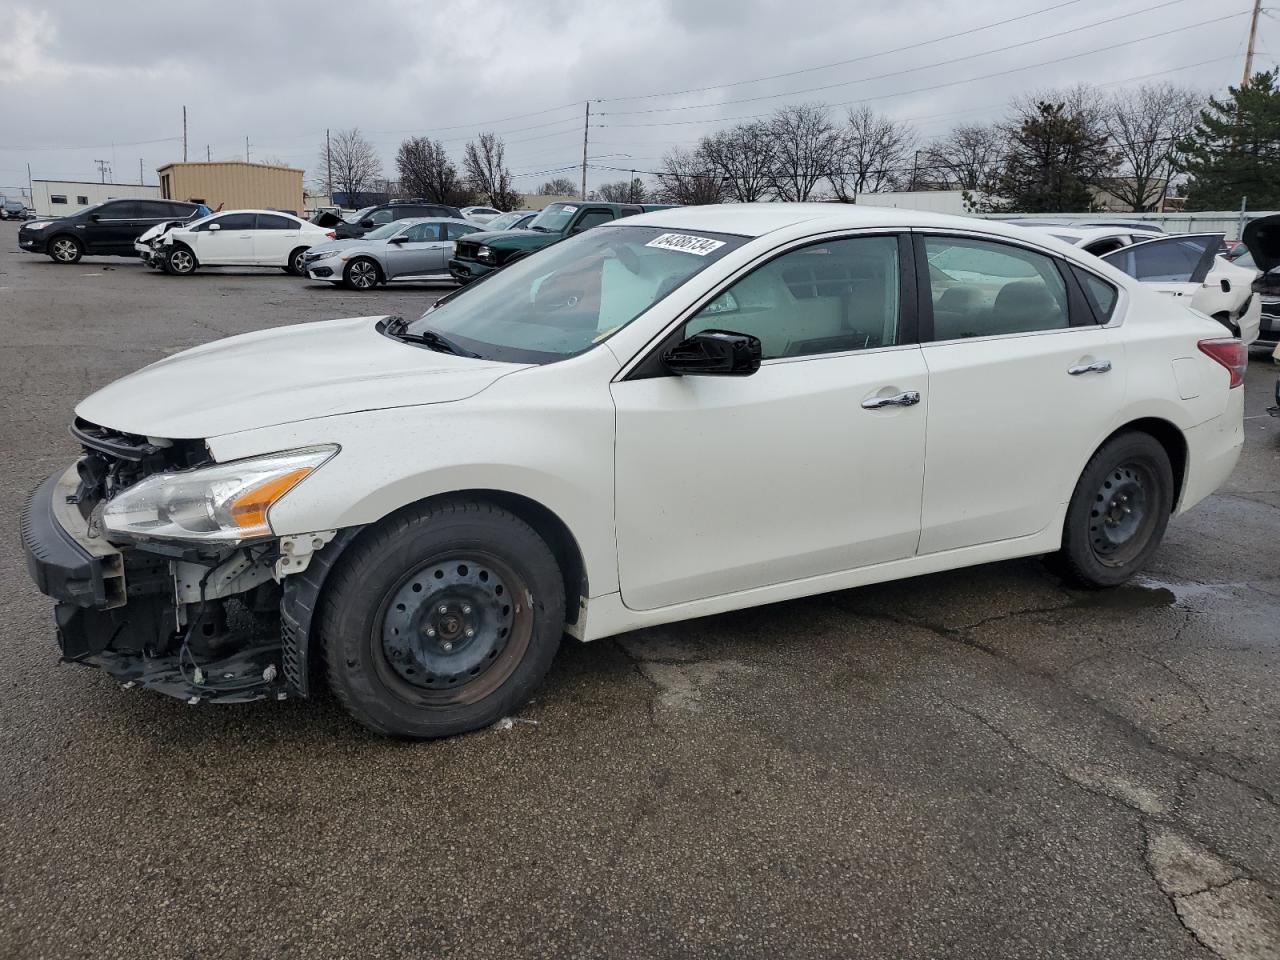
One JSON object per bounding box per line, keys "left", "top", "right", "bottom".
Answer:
{"left": 646, "top": 233, "right": 726, "bottom": 256}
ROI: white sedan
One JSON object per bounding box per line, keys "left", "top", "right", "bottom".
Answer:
{"left": 20, "top": 204, "right": 1245, "bottom": 738}
{"left": 141, "top": 209, "right": 333, "bottom": 276}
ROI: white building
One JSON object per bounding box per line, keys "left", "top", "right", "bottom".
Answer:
{"left": 30, "top": 180, "right": 161, "bottom": 218}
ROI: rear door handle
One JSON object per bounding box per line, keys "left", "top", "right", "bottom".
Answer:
{"left": 862, "top": 390, "right": 921, "bottom": 409}
{"left": 1068, "top": 360, "right": 1112, "bottom": 376}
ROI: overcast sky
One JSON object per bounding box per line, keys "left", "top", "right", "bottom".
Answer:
{"left": 0, "top": 0, "right": 1267, "bottom": 198}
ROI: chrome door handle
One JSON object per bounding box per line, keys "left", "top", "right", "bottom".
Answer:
{"left": 862, "top": 390, "right": 921, "bottom": 409}
{"left": 1068, "top": 360, "right": 1112, "bottom": 376}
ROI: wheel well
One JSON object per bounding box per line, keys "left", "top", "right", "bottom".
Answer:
{"left": 348, "top": 254, "right": 383, "bottom": 280}
{"left": 288, "top": 245, "right": 308, "bottom": 261}
{"left": 1107, "top": 418, "right": 1188, "bottom": 510}
{"left": 48, "top": 232, "right": 80, "bottom": 249}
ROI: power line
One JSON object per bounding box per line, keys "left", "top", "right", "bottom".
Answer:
{"left": 598, "top": 0, "right": 1194, "bottom": 117}
{"left": 595, "top": 0, "right": 1088, "bottom": 103}
{"left": 599, "top": 12, "right": 1253, "bottom": 129}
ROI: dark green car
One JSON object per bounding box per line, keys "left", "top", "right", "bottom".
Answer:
{"left": 448, "top": 201, "right": 673, "bottom": 283}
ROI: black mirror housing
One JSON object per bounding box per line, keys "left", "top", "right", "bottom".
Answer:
{"left": 663, "top": 330, "right": 762, "bottom": 377}
{"left": 360, "top": 219, "right": 375, "bottom": 228}
{"left": 389, "top": 236, "right": 408, "bottom": 244}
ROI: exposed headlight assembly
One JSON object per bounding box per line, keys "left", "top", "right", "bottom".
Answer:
{"left": 102, "top": 446, "right": 337, "bottom": 544}
{"left": 477, "top": 245, "right": 497, "bottom": 264}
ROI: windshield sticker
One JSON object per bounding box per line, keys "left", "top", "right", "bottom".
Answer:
{"left": 646, "top": 233, "right": 726, "bottom": 256}
{"left": 559, "top": 205, "right": 578, "bottom": 214}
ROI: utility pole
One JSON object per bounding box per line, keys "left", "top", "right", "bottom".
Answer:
{"left": 326, "top": 128, "right": 332, "bottom": 202}
{"left": 206, "top": 145, "right": 211, "bottom": 161}
{"left": 93, "top": 159, "right": 109, "bottom": 183}
{"left": 1237, "top": 196, "right": 1248, "bottom": 243}
{"left": 1243, "top": 0, "right": 1262, "bottom": 87}
{"left": 26, "top": 163, "right": 33, "bottom": 206}
{"left": 139, "top": 158, "right": 144, "bottom": 185}
{"left": 245, "top": 136, "right": 250, "bottom": 162}
{"left": 580, "top": 101, "right": 590, "bottom": 200}
{"left": 630, "top": 169, "right": 636, "bottom": 203}
{"left": 182, "top": 105, "right": 187, "bottom": 161}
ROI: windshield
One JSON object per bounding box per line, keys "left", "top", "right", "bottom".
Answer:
{"left": 526, "top": 203, "right": 578, "bottom": 233}
{"left": 484, "top": 211, "right": 529, "bottom": 232}
{"left": 346, "top": 206, "right": 375, "bottom": 223}
{"left": 364, "top": 221, "right": 408, "bottom": 240}
{"left": 405, "top": 224, "right": 746, "bottom": 363}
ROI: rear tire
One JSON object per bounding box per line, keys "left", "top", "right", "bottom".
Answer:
{"left": 321, "top": 499, "right": 565, "bottom": 738}
{"left": 286, "top": 246, "right": 309, "bottom": 276}
{"left": 48, "top": 235, "right": 82, "bottom": 264}
{"left": 1056, "top": 431, "right": 1174, "bottom": 588}
{"left": 344, "top": 257, "right": 380, "bottom": 290}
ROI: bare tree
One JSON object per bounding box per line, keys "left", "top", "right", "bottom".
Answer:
{"left": 828, "top": 106, "right": 917, "bottom": 200}
{"left": 322, "top": 128, "right": 382, "bottom": 203}
{"left": 537, "top": 177, "right": 579, "bottom": 196}
{"left": 768, "top": 103, "right": 838, "bottom": 201}
{"left": 598, "top": 178, "right": 648, "bottom": 203}
{"left": 397, "top": 137, "right": 469, "bottom": 205}
{"left": 1103, "top": 83, "right": 1203, "bottom": 211}
{"left": 463, "top": 132, "right": 521, "bottom": 209}
{"left": 654, "top": 147, "right": 725, "bottom": 205}
{"left": 923, "top": 123, "right": 1005, "bottom": 191}
{"left": 698, "top": 122, "right": 776, "bottom": 202}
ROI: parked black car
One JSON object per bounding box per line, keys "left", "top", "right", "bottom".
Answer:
{"left": 18, "top": 199, "right": 211, "bottom": 264}
{"left": 332, "top": 201, "right": 465, "bottom": 240}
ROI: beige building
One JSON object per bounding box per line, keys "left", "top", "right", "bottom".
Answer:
{"left": 156, "top": 161, "right": 305, "bottom": 215}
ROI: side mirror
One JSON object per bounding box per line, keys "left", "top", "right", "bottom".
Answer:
{"left": 208, "top": 222, "right": 221, "bottom": 231}
{"left": 360, "top": 219, "right": 375, "bottom": 228}
{"left": 89, "top": 214, "right": 100, "bottom": 222}
{"left": 388, "top": 235, "right": 409, "bottom": 244}
{"left": 663, "top": 330, "right": 761, "bottom": 377}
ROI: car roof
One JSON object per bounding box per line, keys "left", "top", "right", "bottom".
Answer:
{"left": 1015, "top": 225, "right": 1161, "bottom": 244}
{"left": 621, "top": 202, "right": 1090, "bottom": 242}
{"left": 206, "top": 208, "right": 303, "bottom": 217}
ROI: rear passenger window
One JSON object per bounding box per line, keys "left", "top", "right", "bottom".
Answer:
{"left": 255, "top": 214, "right": 295, "bottom": 230}
{"left": 445, "top": 222, "right": 479, "bottom": 240}
{"left": 924, "top": 236, "right": 1070, "bottom": 340}
{"left": 1076, "top": 270, "right": 1119, "bottom": 321}
{"left": 685, "top": 235, "right": 900, "bottom": 360}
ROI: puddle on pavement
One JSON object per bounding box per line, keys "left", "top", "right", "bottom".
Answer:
{"left": 1073, "top": 578, "right": 1240, "bottom": 611}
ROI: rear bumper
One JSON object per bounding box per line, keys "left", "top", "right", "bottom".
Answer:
{"left": 1178, "top": 387, "right": 1245, "bottom": 514}
{"left": 448, "top": 258, "right": 493, "bottom": 284}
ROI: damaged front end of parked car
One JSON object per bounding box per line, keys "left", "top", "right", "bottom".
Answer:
{"left": 21, "top": 418, "right": 341, "bottom": 703}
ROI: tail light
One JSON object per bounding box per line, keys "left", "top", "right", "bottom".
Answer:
{"left": 326, "top": 230, "right": 336, "bottom": 239}
{"left": 1198, "top": 337, "right": 1247, "bottom": 388}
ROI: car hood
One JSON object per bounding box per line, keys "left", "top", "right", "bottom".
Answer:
{"left": 75, "top": 315, "right": 524, "bottom": 440}
{"left": 1243, "top": 214, "right": 1280, "bottom": 273}
{"left": 464, "top": 227, "right": 550, "bottom": 250}
{"left": 137, "top": 220, "right": 184, "bottom": 244}
{"left": 305, "top": 237, "right": 377, "bottom": 259}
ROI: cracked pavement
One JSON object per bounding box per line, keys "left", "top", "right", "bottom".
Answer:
{"left": 1, "top": 222, "right": 1279, "bottom": 958}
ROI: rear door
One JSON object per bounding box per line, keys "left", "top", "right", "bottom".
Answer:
{"left": 1101, "top": 234, "right": 1223, "bottom": 305}
{"left": 252, "top": 213, "right": 301, "bottom": 265}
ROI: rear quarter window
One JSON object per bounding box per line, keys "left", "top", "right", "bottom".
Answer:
{"left": 1075, "top": 268, "right": 1119, "bottom": 322}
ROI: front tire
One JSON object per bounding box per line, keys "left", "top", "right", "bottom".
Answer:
{"left": 344, "top": 257, "right": 380, "bottom": 290}
{"left": 48, "top": 235, "right": 82, "bottom": 264}
{"left": 164, "top": 245, "right": 197, "bottom": 275}
{"left": 321, "top": 499, "right": 565, "bottom": 738}
{"left": 1056, "top": 431, "right": 1174, "bottom": 588}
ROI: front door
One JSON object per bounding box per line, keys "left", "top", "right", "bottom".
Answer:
{"left": 382, "top": 222, "right": 446, "bottom": 279}
{"left": 195, "top": 212, "right": 256, "bottom": 264}
{"left": 916, "top": 232, "right": 1127, "bottom": 554}
{"left": 612, "top": 233, "right": 928, "bottom": 610}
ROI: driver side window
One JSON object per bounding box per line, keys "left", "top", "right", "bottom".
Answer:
{"left": 684, "top": 235, "right": 901, "bottom": 360}
{"left": 369, "top": 209, "right": 394, "bottom": 225}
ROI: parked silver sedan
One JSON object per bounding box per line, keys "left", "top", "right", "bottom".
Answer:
{"left": 303, "top": 217, "right": 483, "bottom": 290}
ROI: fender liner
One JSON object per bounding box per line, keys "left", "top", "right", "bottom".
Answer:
{"left": 279, "top": 525, "right": 365, "bottom": 697}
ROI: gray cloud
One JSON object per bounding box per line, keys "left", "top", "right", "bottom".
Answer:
{"left": 0, "top": 0, "right": 1263, "bottom": 195}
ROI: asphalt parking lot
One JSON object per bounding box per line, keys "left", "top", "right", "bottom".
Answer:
{"left": 1, "top": 219, "right": 1279, "bottom": 960}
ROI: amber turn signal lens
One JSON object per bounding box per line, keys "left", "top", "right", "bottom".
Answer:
{"left": 227, "top": 466, "right": 313, "bottom": 531}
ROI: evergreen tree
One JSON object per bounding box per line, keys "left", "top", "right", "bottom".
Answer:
{"left": 985, "top": 100, "right": 1113, "bottom": 212}
{"left": 1179, "top": 70, "right": 1280, "bottom": 211}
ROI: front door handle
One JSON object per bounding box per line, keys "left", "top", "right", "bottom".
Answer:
{"left": 862, "top": 390, "right": 921, "bottom": 409}
{"left": 1068, "top": 360, "right": 1112, "bottom": 376}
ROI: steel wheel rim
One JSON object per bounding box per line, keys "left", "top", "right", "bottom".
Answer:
{"left": 170, "top": 250, "right": 193, "bottom": 273}
{"left": 52, "top": 239, "right": 77, "bottom": 261}
{"left": 1089, "top": 461, "right": 1156, "bottom": 566}
{"left": 351, "top": 261, "right": 376, "bottom": 288}
{"left": 373, "top": 551, "right": 533, "bottom": 706}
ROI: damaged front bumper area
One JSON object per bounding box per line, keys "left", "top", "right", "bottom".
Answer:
{"left": 21, "top": 452, "right": 338, "bottom": 705}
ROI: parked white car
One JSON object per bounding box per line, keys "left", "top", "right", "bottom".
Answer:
{"left": 140, "top": 210, "right": 333, "bottom": 276}
{"left": 460, "top": 206, "right": 503, "bottom": 224}
{"left": 21, "top": 204, "right": 1245, "bottom": 738}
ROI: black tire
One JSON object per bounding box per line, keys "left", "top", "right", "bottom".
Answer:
{"left": 1056, "top": 431, "right": 1174, "bottom": 588}
{"left": 286, "top": 246, "right": 309, "bottom": 276}
{"left": 47, "top": 235, "right": 82, "bottom": 264}
{"left": 343, "top": 257, "right": 380, "bottom": 290}
{"left": 164, "top": 245, "right": 197, "bottom": 275}
{"left": 321, "top": 499, "right": 565, "bottom": 738}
